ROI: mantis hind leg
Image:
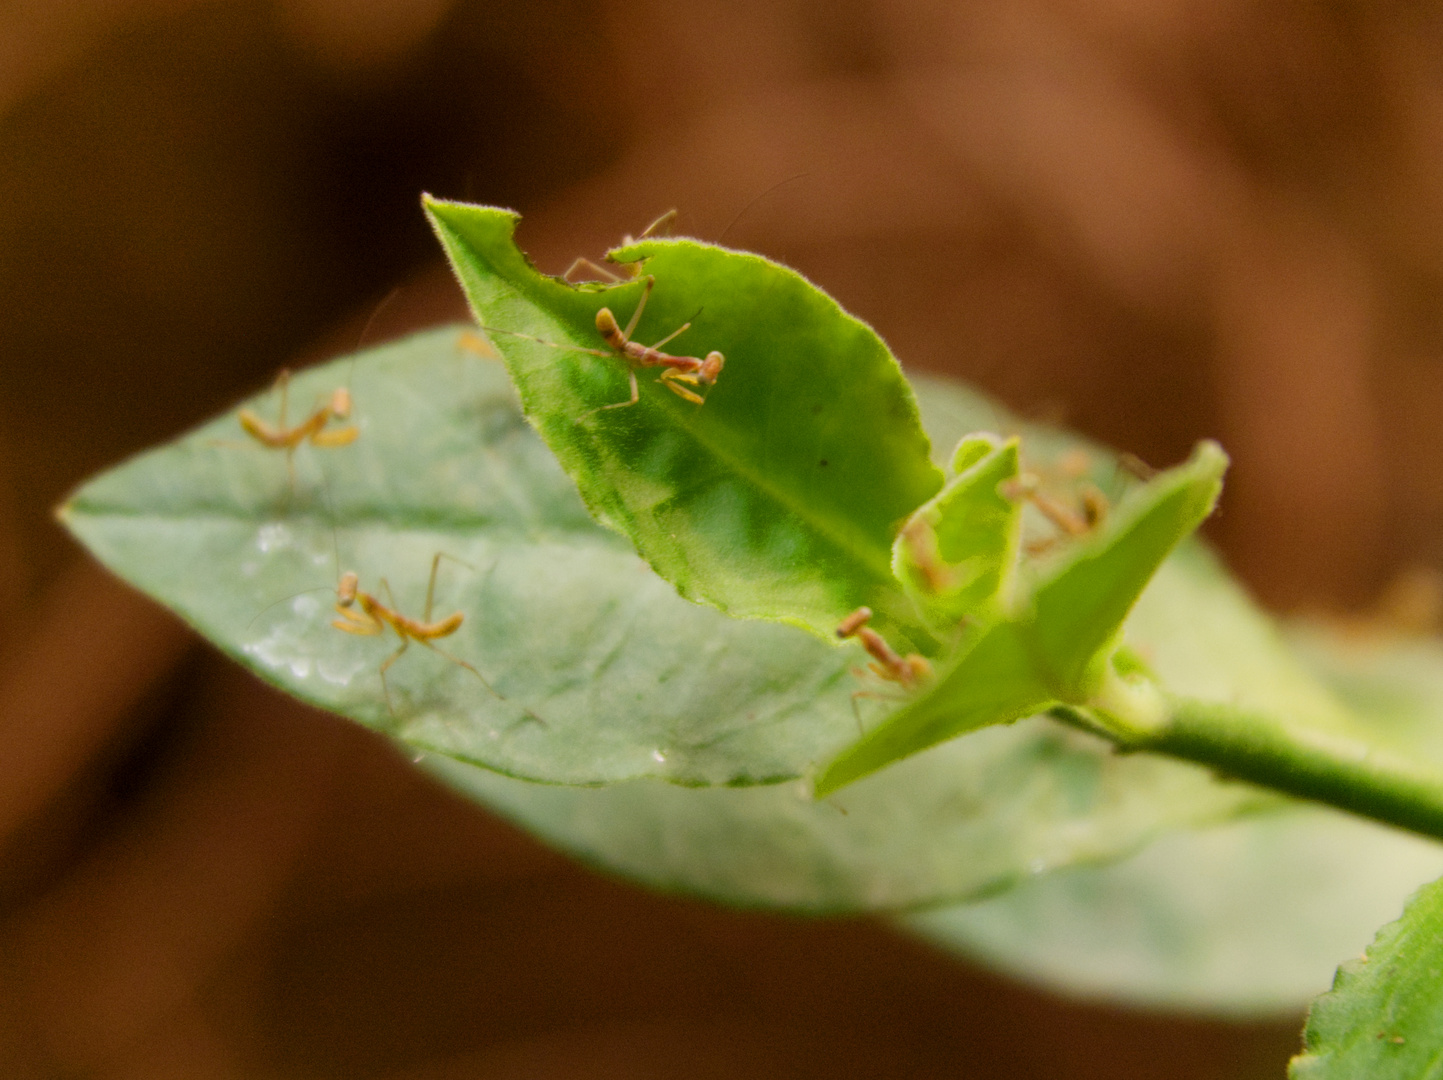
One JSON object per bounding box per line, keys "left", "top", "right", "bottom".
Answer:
{"left": 274, "top": 368, "right": 292, "bottom": 431}
{"left": 423, "top": 640, "right": 504, "bottom": 701}
{"left": 849, "top": 686, "right": 909, "bottom": 735}
{"left": 423, "top": 553, "right": 443, "bottom": 623}
{"left": 620, "top": 276, "right": 655, "bottom": 341}
{"left": 578, "top": 369, "right": 641, "bottom": 422}
{"left": 378, "top": 635, "right": 409, "bottom": 715}
{"left": 421, "top": 552, "right": 475, "bottom": 621}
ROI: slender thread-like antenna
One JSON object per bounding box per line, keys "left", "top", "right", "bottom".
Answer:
{"left": 715, "top": 172, "right": 810, "bottom": 246}
{"left": 356, "top": 285, "right": 402, "bottom": 352}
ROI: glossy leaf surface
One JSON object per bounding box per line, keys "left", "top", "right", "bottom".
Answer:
{"left": 60, "top": 327, "right": 870, "bottom": 785}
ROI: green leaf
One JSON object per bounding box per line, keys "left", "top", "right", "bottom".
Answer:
{"left": 893, "top": 434, "right": 1022, "bottom": 628}
{"left": 420, "top": 715, "right": 1267, "bottom": 912}
{"left": 59, "top": 326, "right": 872, "bottom": 785}
{"left": 815, "top": 620, "right": 1055, "bottom": 795}
{"left": 908, "top": 807, "right": 1443, "bottom": 1016}
{"left": 1290, "top": 871, "right": 1443, "bottom": 1077}
{"left": 1278, "top": 626, "right": 1443, "bottom": 1071}
{"left": 916, "top": 391, "right": 1349, "bottom": 749}
{"left": 424, "top": 198, "right": 944, "bottom": 643}
{"left": 815, "top": 443, "right": 1228, "bottom": 794}
{"left": 59, "top": 323, "right": 1372, "bottom": 914}
{"left": 1029, "top": 440, "right": 1227, "bottom": 699}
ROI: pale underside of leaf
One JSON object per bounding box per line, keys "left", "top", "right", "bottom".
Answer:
{"left": 909, "top": 806, "right": 1443, "bottom": 1017}
{"left": 60, "top": 327, "right": 874, "bottom": 785}
{"left": 59, "top": 324, "right": 1427, "bottom": 923}
{"left": 421, "top": 717, "right": 1268, "bottom": 913}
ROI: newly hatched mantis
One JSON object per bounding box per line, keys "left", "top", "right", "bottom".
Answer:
{"left": 235, "top": 287, "right": 406, "bottom": 483}
{"left": 237, "top": 368, "right": 358, "bottom": 488}
{"left": 331, "top": 552, "right": 499, "bottom": 714}
{"left": 1001, "top": 449, "right": 1111, "bottom": 557}
{"left": 836, "top": 606, "right": 931, "bottom": 731}
{"left": 836, "top": 607, "right": 932, "bottom": 689}
{"left": 475, "top": 273, "right": 725, "bottom": 413}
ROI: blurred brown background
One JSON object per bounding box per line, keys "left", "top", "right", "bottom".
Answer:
{"left": 1, "top": 0, "right": 1440, "bottom": 1076}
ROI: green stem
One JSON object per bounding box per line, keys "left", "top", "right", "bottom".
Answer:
{"left": 1059, "top": 699, "right": 1443, "bottom": 841}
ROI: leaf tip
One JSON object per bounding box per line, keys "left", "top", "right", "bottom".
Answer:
{"left": 948, "top": 431, "right": 1006, "bottom": 474}
{"left": 812, "top": 735, "right": 894, "bottom": 798}
{"left": 1182, "top": 439, "right": 1229, "bottom": 521}
{"left": 1190, "top": 438, "right": 1229, "bottom": 477}
{"left": 421, "top": 196, "right": 521, "bottom": 238}
{"left": 809, "top": 762, "right": 847, "bottom": 799}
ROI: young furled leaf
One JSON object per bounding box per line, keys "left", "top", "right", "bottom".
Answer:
{"left": 892, "top": 434, "right": 1022, "bottom": 630}
{"left": 816, "top": 443, "right": 1227, "bottom": 794}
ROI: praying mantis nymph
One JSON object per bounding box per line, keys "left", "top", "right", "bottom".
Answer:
{"left": 836, "top": 606, "right": 932, "bottom": 689}
{"left": 1001, "top": 457, "right": 1111, "bottom": 558}
{"left": 835, "top": 606, "right": 932, "bottom": 732}
{"left": 237, "top": 368, "right": 358, "bottom": 488}
{"left": 330, "top": 552, "right": 499, "bottom": 714}
{"left": 474, "top": 273, "right": 725, "bottom": 414}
